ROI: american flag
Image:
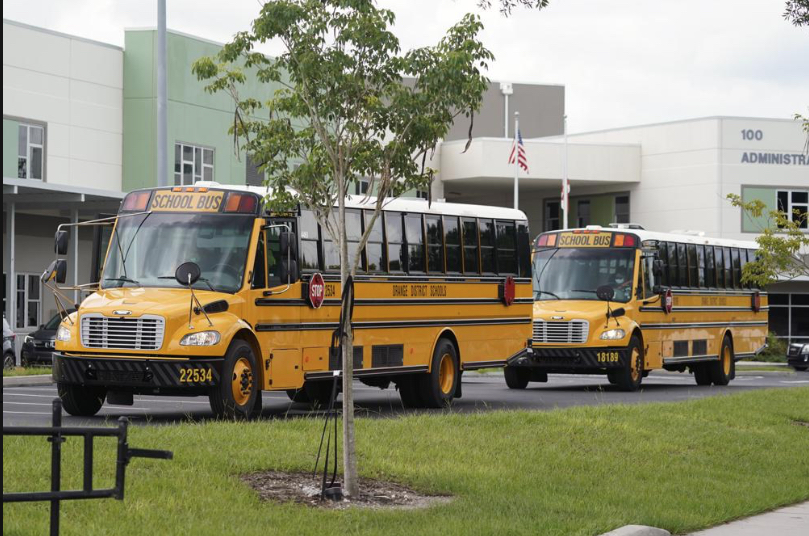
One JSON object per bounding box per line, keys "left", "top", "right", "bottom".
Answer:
{"left": 508, "top": 129, "right": 529, "bottom": 172}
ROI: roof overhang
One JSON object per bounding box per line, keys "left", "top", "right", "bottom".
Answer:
{"left": 3, "top": 177, "right": 124, "bottom": 215}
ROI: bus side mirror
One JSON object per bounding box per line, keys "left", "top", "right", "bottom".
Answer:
{"left": 280, "top": 258, "right": 299, "bottom": 284}
{"left": 175, "top": 262, "right": 201, "bottom": 286}
{"left": 42, "top": 259, "right": 68, "bottom": 285}
{"left": 55, "top": 230, "right": 69, "bottom": 255}
{"left": 609, "top": 307, "right": 625, "bottom": 319}
{"left": 280, "top": 232, "right": 297, "bottom": 257}
{"left": 596, "top": 285, "right": 614, "bottom": 302}
{"left": 653, "top": 260, "right": 664, "bottom": 277}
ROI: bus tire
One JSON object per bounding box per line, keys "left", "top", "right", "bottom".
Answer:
{"left": 709, "top": 336, "right": 734, "bottom": 386}
{"left": 58, "top": 383, "right": 106, "bottom": 417}
{"left": 209, "top": 340, "right": 259, "bottom": 420}
{"left": 504, "top": 366, "right": 530, "bottom": 389}
{"left": 398, "top": 376, "right": 424, "bottom": 408}
{"left": 420, "top": 338, "right": 459, "bottom": 408}
{"left": 611, "top": 336, "right": 643, "bottom": 392}
{"left": 693, "top": 364, "right": 712, "bottom": 386}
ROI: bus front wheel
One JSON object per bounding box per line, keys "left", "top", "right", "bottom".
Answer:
{"left": 58, "top": 383, "right": 106, "bottom": 416}
{"left": 709, "top": 336, "right": 734, "bottom": 386}
{"left": 504, "top": 366, "right": 530, "bottom": 389}
{"left": 209, "top": 340, "right": 260, "bottom": 420}
{"left": 608, "top": 336, "right": 643, "bottom": 392}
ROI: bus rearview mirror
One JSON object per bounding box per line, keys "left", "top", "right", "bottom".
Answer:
{"left": 42, "top": 259, "right": 68, "bottom": 284}
{"left": 175, "top": 262, "right": 201, "bottom": 286}
{"left": 280, "top": 232, "right": 297, "bottom": 257}
{"left": 596, "top": 285, "right": 614, "bottom": 302}
{"left": 280, "top": 258, "right": 299, "bottom": 284}
{"left": 55, "top": 230, "right": 69, "bottom": 255}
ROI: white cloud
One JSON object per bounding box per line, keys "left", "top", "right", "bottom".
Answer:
{"left": 4, "top": 0, "right": 806, "bottom": 133}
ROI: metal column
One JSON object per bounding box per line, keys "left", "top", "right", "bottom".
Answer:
{"left": 6, "top": 203, "right": 16, "bottom": 364}
{"left": 71, "top": 209, "right": 79, "bottom": 305}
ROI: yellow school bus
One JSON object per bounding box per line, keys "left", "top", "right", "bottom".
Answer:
{"left": 505, "top": 225, "right": 768, "bottom": 391}
{"left": 50, "top": 184, "right": 533, "bottom": 418}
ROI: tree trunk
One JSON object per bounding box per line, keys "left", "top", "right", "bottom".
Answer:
{"left": 338, "top": 186, "right": 359, "bottom": 497}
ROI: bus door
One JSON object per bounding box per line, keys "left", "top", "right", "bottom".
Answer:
{"left": 248, "top": 217, "right": 302, "bottom": 390}
{"left": 636, "top": 249, "right": 664, "bottom": 369}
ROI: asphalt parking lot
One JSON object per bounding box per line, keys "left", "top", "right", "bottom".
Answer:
{"left": 3, "top": 370, "right": 807, "bottom": 427}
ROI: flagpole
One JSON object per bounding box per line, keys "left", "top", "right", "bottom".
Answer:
{"left": 513, "top": 112, "right": 519, "bottom": 210}
{"left": 562, "top": 114, "right": 569, "bottom": 229}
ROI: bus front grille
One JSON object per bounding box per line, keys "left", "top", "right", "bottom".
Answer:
{"left": 533, "top": 320, "right": 589, "bottom": 344}
{"left": 80, "top": 314, "right": 165, "bottom": 351}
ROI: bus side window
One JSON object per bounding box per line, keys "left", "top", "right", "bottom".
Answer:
{"left": 299, "top": 209, "right": 321, "bottom": 272}
{"left": 479, "top": 219, "right": 496, "bottom": 273}
{"left": 687, "top": 244, "right": 698, "bottom": 288}
{"left": 704, "top": 245, "right": 715, "bottom": 288}
{"left": 425, "top": 215, "right": 444, "bottom": 273}
{"left": 642, "top": 255, "right": 656, "bottom": 298}
{"left": 363, "top": 210, "right": 385, "bottom": 273}
{"left": 731, "top": 248, "right": 741, "bottom": 289}
{"left": 444, "top": 216, "right": 462, "bottom": 273}
{"left": 657, "top": 242, "right": 669, "bottom": 287}
{"left": 496, "top": 220, "right": 517, "bottom": 274}
{"left": 251, "top": 232, "right": 266, "bottom": 289}
{"left": 723, "top": 247, "right": 732, "bottom": 290}
{"left": 714, "top": 246, "right": 725, "bottom": 288}
{"left": 461, "top": 218, "right": 479, "bottom": 274}
{"left": 386, "top": 212, "right": 405, "bottom": 272}
{"left": 405, "top": 213, "right": 425, "bottom": 273}
{"left": 676, "top": 243, "right": 688, "bottom": 287}
{"left": 666, "top": 242, "right": 678, "bottom": 287}
{"left": 266, "top": 226, "right": 281, "bottom": 287}
{"left": 517, "top": 221, "right": 531, "bottom": 277}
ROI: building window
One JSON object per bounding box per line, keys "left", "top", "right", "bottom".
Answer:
{"left": 415, "top": 189, "right": 429, "bottom": 200}
{"left": 544, "top": 201, "right": 560, "bottom": 231}
{"left": 777, "top": 189, "right": 808, "bottom": 229}
{"left": 174, "top": 143, "right": 214, "bottom": 185}
{"left": 14, "top": 273, "right": 41, "bottom": 329}
{"left": 355, "top": 179, "right": 370, "bottom": 196}
{"left": 614, "top": 195, "right": 630, "bottom": 224}
{"left": 18, "top": 123, "right": 45, "bottom": 180}
{"left": 769, "top": 293, "right": 809, "bottom": 345}
{"left": 577, "top": 200, "right": 591, "bottom": 227}
{"left": 245, "top": 154, "right": 264, "bottom": 187}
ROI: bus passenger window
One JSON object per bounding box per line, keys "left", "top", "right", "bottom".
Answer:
{"left": 363, "top": 210, "right": 385, "bottom": 272}
{"left": 704, "top": 245, "right": 715, "bottom": 288}
{"left": 479, "top": 219, "right": 496, "bottom": 273}
{"left": 386, "top": 213, "right": 404, "bottom": 272}
{"left": 300, "top": 210, "right": 320, "bottom": 271}
{"left": 496, "top": 220, "right": 517, "bottom": 274}
{"left": 731, "top": 248, "right": 741, "bottom": 289}
{"left": 723, "top": 247, "right": 732, "bottom": 289}
{"left": 425, "top": 215, "right": 444, "bottom": 273}
{"left": 517, "top": 222, "right": 531, "bottom": 277}
{"left": 444, "top": 217, "right": 462, "bottom": 273}
{"left": 642, "top": 255, "right": 655, "bottom": 298}
{"left": 462, "top": 218, "right": 479, "bottom": 274}
{"left": 666, "top": 242, "right": 678, "bottom": 287}
{"left": 405, "top": 214, "right": 425, "bottom": 273}
{"left": 657, "top": 242, "right": 669, "bottom": 287}
{"left": 687, "top": 244, "right": 698, "bottom": 288}
{"left": 714, "top": 247, "right": 724, "bottom": 288}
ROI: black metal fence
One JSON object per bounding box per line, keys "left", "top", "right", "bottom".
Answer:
{"left": 3, "top": 398, "right": 173, "bottom": 536}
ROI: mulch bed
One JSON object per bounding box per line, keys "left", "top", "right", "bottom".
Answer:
{"left": 241, "top": 470, "right": 452, "bottom": 510}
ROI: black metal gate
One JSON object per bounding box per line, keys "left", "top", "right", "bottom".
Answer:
{"left": 3, "top": 398, "right": 173, "bottom": 536}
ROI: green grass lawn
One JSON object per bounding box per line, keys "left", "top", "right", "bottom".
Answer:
{"left": 4, "top": 388, "right": 809, "bottom": 536}
{"left": 3, "top": 366, "right": 52, "bottom": 377}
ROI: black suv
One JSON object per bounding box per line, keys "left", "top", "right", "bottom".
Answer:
{"left": 787, "top": 342, "right": 809, "bottom": 372}
{"left": 21, "top": 310, "right": 75, "bottom": 366}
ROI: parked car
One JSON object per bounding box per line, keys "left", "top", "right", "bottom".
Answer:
{"left": 787, "top": 342, "right": 809, "bottom": 372}
{"left": 3, "top": 316, "right": 16, "bottom": 370}
{"left": 21, "top": 310, "right": 76, "bottom": 366}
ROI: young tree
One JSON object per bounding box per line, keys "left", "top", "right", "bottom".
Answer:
{"left": 727, "top": 194, "right": 809, "bottom": 287}
{"left": 193, "top": 0, "right": 492, "bottom": 497}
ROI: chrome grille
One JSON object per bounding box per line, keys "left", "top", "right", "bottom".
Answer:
{"left": 80, "top": 314, "right": 165, "bottom": 351}
{"left": 533, "top": 319, "right": 589, "bottom": 344}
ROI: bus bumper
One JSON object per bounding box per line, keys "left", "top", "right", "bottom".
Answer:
{"left": 507, "top": 346, "right": 629, "bottom": 373}
{"left": 53, "top": 353, "right": 224, "bottom": 392}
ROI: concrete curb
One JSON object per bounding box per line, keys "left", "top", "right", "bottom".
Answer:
{"left": 3, "top": 374, "right": 54, "bottom": 387}
{"left": 599, "top": 525, "right": 670, "bottom": 536}
{"left": 736, "top": 361, "right": 788, "bottom": 367}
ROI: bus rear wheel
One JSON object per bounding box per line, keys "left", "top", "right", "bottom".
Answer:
{"left": 608, "top": 336, "right": 643, "bottom": 392}
{"left": 709, "top": 336, "right": 734, "bottom": 386}
{"left": 504, "top": 366, "right": 530, "bottom": 389}
{"left": 693, "top": 364, "right": 712, "bottom": 386}
{"left": 58, "top": 383, "right": 106, "bottom": 416}
{"left": 420, "top": 338, "right": 459, "bottom": 408}
{"left": 209, "top": 340, "right": 260, "bottom": 420}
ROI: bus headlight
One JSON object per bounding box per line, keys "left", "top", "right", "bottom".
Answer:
{"left": 180, "top": 331, "right": 221, "bottom": 346}
{"left": 56, "top": 325, "right": 72, "bottom": 342}
{"left": 600, "top": 329, "right": 626, "bottom": 340}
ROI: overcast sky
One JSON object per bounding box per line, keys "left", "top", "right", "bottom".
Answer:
{"left": 4, "top": 0, "right": 807, "bottom": 133}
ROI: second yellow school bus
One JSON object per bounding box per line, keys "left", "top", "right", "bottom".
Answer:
{"left": 505, "top": 225, "right": 768, "bottom": 391}
{"left": 51, "top": 184, "right": 533, "bottom": 418}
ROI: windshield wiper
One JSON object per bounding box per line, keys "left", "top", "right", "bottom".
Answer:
{"left": 571, "top": 289, "right": 597, "bottom": 294}
{"left": 535, "top": 290, "right": 561, "bottom": 300}
{"left": 158, "top": 275, "right": 216, "bottom": 292}
{"left": 104, "top": 276, "right": 141, "bottom": 286}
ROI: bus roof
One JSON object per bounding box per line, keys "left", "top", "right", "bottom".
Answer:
{"left": 157, "top": 182, "right": 530, "bottom": 221}
{"left": 541, "top": 226, "right": 759, "bottom": 249}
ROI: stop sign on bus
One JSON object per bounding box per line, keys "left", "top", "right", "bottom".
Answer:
{"left": 309, "top": 273, "right": 325, "bottom": 309}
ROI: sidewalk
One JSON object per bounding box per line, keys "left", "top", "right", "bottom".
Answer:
{"left": 686, "top": 501, "right": 809, "bottom": 536}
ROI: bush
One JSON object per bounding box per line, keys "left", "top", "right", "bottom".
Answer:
{"left": 752, "top": 332, "right": 788, "bottom": 362}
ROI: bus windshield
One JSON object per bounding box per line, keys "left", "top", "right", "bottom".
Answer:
{"left": 533, "top": 248, "right": 636, "bottom": 303}
{"left": 101, "top": 213, "right": 254, "bottom": 293}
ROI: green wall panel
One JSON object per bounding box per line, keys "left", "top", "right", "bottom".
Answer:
{"left": 124, "top": 31, "right": 155, "bottom": 100}
{"left": 3, "top": 119, "right": 19, "bottom": 178}
{"left": 741, "top": 186, "right": 776, "bottom": 232}
{"left": 123, "top": 99, "right": 156, "bottom": 191}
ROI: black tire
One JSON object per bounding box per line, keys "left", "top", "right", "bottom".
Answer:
{"left": 3, "top": 352, "right": 14, "bottom": 370}
{"left": 693, "top": 364, "right": 712, "bottom": 386}
{"left": 397, "top": 375, "right": 424, "bottom": 408}
{"left": 611, "top": 336, "right": 644, "bottom": 392}
{"left": 504, "top": 366, "right": 530, "bottom": 389}
{"left": 209, "top": 340, "right": 260, "bottom": 420}
{"left": 794, "top": 366, "right": 808, "bottom": 372}
{"left": 287, "top": 381, "right": 336, "bottom": 408}
{"left": 58, "top": 383, "right": 106, "bottom": 416}
{"left": 709, "top": 336, "right": 734, "bottom": 386}
{"left": 286, "top": 388, "right": 311, "bottom": 403}
{"left": 419, "top": 338, "right": 459, "bottom": 408}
